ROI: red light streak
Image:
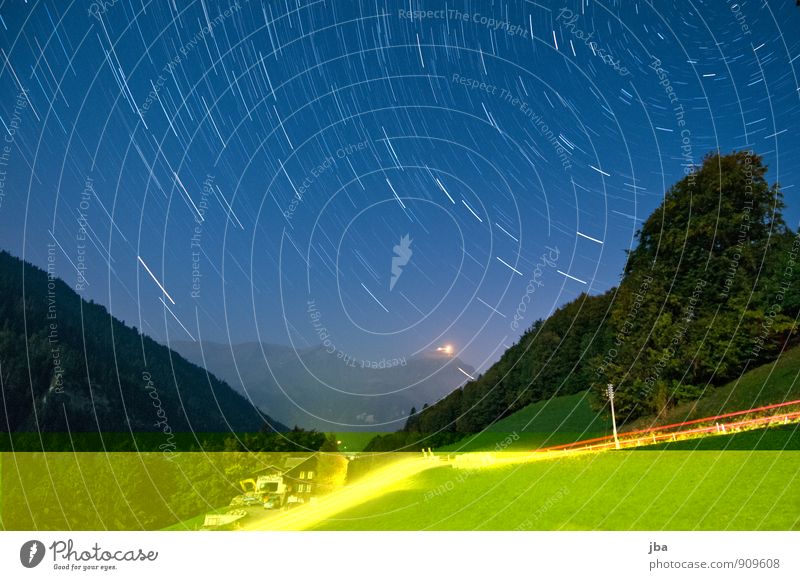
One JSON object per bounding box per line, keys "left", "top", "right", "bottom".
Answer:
{"left": 534, "top": 399, "right": 800, "bottom": 453}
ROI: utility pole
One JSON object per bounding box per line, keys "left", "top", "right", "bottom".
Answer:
{"left": 608, "top": 384, "right": 621, "bottom": 450}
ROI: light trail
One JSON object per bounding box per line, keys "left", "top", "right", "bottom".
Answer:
{"left": 458, "top": 367, "right": 475, "bottom": 380}
{"left": 557, "top": 269, "right": 587, "bottom": 284}
{"left": 386, "top": 178, "right": 406, "bottom": 209}
{"left": 137, "top": 256, "right": 176, "bottom": 304}
{"left": 496, "top": 256, "right": 522, "bottom": 275}
{"left": 534, "top": 399, "right": 800, "bottom": 454}
{"left": 243, "top": 456, "right": 435, "bottom": 531}
{"left": 158, "top": 297, "right": 196, "bottom": 341}
{"left": 589, "top": 164, "right": 611, "bottom": 177}
{"left": 461, "top": 199, "right": 483, "bottom": 223}
{"left": 495, "top": 222, "right": 518, "bottom": 242}
{"left": 361, "top": 282, "right": 389, "bottom": 313}
{"left": 435, "top": 177, "right": 455, "bottom": 204}
{"left": 577, "top": 231, "right": 603, "bottom": 244}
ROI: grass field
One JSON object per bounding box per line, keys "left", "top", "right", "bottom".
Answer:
{"left": 311, "top": 450, "right": 800, "bottom": 530}
{"left": 333, "top": 432, "right": 388, "bottom": 452}
{"left": 163, "top": 508, "right": 226, "bottom": 531}
{"left": 438, "top": 391, "right": 612, "bottom": 452}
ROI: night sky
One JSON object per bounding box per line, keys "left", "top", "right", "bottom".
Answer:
{"left": 1, "top": 0, "right": 799, "bottom": 378}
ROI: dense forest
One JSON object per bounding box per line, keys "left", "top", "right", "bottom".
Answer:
{"left": 0, "top": 249, "right": 295, "bottom": 449}
{"left": 367, "top": 151, "right": 800, "bottom": 451}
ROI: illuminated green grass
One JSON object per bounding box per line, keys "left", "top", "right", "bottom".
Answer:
{"left": 438, "top": 391, "right": 611, "bottom": 452}
{"left": 313, "top": 450, "right": 800, "bottom": 530}
{"left": 334, "top": 432, "right": 389, "bottom": 452}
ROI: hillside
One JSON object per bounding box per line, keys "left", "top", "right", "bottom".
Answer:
{"left": 437, "top": 391, "right": 611, "bottom": 452}
{"left": 172, "top": 340, "right": 474, "bottom": 430}
{"left": 628, "top": 343, "right": 800, "bottom": 429}
{"left": 367, "top": 152, "right": 800, "bottom": 451}
{"left": 0, "top": 250, "right": 285, "bottom": 437}
{"left": 441, "top": 343, "right": 800, "bottom": 452}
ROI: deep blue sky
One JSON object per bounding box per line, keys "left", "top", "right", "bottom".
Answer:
{"left": 1, "top": 0, "right": 799, "bottom": 375}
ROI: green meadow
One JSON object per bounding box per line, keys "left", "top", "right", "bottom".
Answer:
{"left": 437, "top": 391, "right": 611, "bottom": 452}
{"left": 314, "top": 450, "right": 800, "bottom": 530}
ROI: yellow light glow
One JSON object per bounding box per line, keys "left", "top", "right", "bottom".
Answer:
{"left": 243, "top": 455, "right": 432, "bottom": 531}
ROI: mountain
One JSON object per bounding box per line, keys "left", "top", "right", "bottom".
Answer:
{"left": 171, "top": 340, "right": 475, "bottom": 430}
{"left": 367, "top": 151, "right": 800, "bottom": 450}
{"left": 0, "top": 250, "right": 284, "bottom": 435}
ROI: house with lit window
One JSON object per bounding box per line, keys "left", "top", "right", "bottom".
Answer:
{"left": 237, "top": 454, "right": 320, "bottom": 509}
{"left": 281, "top": 455, "right": 318, "bottom": 505}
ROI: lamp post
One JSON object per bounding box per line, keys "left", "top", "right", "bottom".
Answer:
{"left": 608, "top": 384, "right": 621, "bottom": 450}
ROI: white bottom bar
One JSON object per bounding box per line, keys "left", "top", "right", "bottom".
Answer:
{"left": 1, "top": 531, "right": 798, "bottom": 579}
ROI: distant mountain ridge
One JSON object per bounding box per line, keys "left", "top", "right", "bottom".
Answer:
{"left": 171, "top": 340, "right": 474, "bottom": 430}
{"left": 0, "top": 250, "right": 284, "bottom": 434}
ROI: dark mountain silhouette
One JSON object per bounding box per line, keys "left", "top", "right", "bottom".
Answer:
{"left": 0, "top": 250, "right": 284, "bottom": 435}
